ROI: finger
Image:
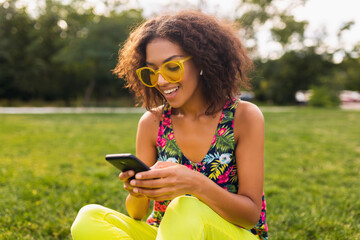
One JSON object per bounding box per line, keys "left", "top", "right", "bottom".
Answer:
{"left": 133, "top": 186, "right": 174, "bottom": 199}
{"left": 124, "top": 184, "right": 145, "bottom": 198}
{"left": 119, "top": 170, "right": 135, "bottom": 181}
{"left": 135, "top": 167, "right": 174, "bottom": 180}
{"left": 123, "top": 184, "right": 132, "bottom": 192}
{"left": 130, "top": 178, "right": 169, "bottom": 189}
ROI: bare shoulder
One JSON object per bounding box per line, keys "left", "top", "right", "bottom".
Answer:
{"left": 136, "top": 106, "right": 163, "bottom": 154}
{"left": 233, "top": 100, "right": 264, "bottom": 138}
{"left": 138, "top": 106, "right": 163, "bottom": 129}
{"left": 137, "top": 106, "right": 164, "bottom": 141}
{"left": 235, "top": 100, "right": 263, "bottom": 121}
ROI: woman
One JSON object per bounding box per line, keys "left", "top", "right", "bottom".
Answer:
{"left": 71, "top": 10, "right": 268, "bottom": 240}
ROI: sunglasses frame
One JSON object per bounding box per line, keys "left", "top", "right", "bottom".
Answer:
{"left": 136, "top": 56, "right": 192, "bottom": 87}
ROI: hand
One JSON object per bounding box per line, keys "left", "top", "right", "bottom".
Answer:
{"left": 119, "top": 170, "right": 145, "bottom": 198}
{"left": 129, "top": 162, "right": 200, "bottom": 201}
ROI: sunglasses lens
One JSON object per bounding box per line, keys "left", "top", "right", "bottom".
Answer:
{"left": 163, "top": 62, "right": 183, "bottom": 82}
{"left": 140, "top": 69, "right": 157, "bottom": 86}
{"left": 137, "top": 58, "right": 188, "bottom": 87}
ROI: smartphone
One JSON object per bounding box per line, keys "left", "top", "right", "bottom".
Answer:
{"left": 105, "top": 153, "right": 150, "bottom": 179}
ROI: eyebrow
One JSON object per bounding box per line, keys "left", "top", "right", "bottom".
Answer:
{"left": 146, "top": 55, "right": 185, "bottom": 66}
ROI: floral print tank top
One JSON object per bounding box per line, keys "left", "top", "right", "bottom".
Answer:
{"left": 146, "top": 99, "right": 268, "bottom": 240}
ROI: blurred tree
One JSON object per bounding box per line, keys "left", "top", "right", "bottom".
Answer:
{"left": 0, "top": 0, "right": 143, "bottom": 105}
{"left": 26, "top": 0, "right": 67, "bottom": 101}
{"left": 54, "top": 9, "right": 143, "bottom": 106}
{"left": 252, "top": 47, "right": 335, "bottom": 104}
{"left": 339, "top": 55, "right": 360, "bottom": 91}
{"left": 1, "top": 0, "right": 358, "bottom": 106}
{"left": 236, "top": 0, "right": 308, "bottom": 55}
{"left": 334, "top": 41, "right": 360, "bottom": 91}
{"left": 0, "top": 0, "right": 35, "bottom": 101}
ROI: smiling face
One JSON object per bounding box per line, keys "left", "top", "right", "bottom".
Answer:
{"left": 145, "top": 38, "right": 203, "bottom": 110}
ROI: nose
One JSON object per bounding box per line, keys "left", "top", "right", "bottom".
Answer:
{"left": 157, "top": 73, "right": 167, "bottom": 86}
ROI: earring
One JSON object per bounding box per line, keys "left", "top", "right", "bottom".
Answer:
{"left": 200, "top": 69, "right": 203, "bottom": 76}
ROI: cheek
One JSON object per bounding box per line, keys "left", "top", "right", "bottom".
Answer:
{"left": 185, "top": 73, "right": 200, "bottom": 89}
{"left": 183, "top": 67, "right": 200, "bottom": 85}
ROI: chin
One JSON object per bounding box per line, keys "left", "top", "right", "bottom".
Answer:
{"left": 166, "top": 98, "right": 184, "bottom": 109}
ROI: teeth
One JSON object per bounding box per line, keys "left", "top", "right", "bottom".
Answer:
{"left": 163, "top": 87, "right": 179, "bottom": 94}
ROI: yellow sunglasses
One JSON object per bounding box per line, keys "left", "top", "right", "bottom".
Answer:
{"left": 136, "top": 56, "right": 192, "bottom": 87}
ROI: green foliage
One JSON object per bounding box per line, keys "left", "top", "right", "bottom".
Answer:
{"left": 0, "top": 0, "right": 143, "bottom": 106}
{"left": 237, "top": 0, "right": 308, "bottom": 51}
{"left": 308, "top": 87, "right": 340, "bottom": 108}
{"left": 252, "top": 48, "right": 335, "bottom": 104}
{"left": 271, "top": 14, "right": 307, "bottom": 46}
{"left": 339, "top": 55, "right": 360, "bottom": 91}
{"left": 54, "top": 9, "right": 143, "bottom": 106}
{"left": 1, "top": 0, "right": 359, "bottom": 106}
{"left": 308, "top": 69, "right": 343, "bottom": 108}
{"left": 0, "top": 1, "right": 36, "bottom": 100}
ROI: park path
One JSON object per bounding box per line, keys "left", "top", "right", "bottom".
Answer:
{"left": 0, "top": 107, "right": 146, "bottom": 114}
{"left": 0, "top": 104, "right": 359, "bottom": 114}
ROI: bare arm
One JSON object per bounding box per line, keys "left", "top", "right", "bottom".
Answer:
{"left": 131, "top": 102, "right": 264, "bottom": 228}
{"left": 120, "top": 110, "right": 159, "bottom": 220}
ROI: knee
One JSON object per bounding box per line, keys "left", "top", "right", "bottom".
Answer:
{"left": 159, "top": 196, "right": 205, "bottom": 238}
{"left": 164, "top": 196, "right": 203, "bottom": 224}
{"left": 167, "top": 196, "right": 200, "bottom": 212}
{"left": 77, "top": 204, "right": 105, "bottom": 218}
{"left": 71, "top": 204, "right": 106, "bottom": 237}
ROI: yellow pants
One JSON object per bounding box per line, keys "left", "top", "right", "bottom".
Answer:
{"left": 71, "top": 196, "right": 259, "bottom": 240}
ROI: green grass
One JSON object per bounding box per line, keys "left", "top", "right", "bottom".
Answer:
{"left": 0, "top": 108, "right": 359, "bottom": 239}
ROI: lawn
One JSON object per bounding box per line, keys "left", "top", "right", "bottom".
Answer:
{"left": 0, "top": 107, "right": 359, "bottom": 239}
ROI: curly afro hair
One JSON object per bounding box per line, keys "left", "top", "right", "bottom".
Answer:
{"left": 113, "top": 10, "right": 253, "bottom": 114}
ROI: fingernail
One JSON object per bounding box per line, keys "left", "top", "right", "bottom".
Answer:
{"left": 136, "top": 174, "right": 142, "bottom": 179}
{"left": 130, "top": 180, "right": 135, "bottom": 185}
{"left": 133, "top": 188, "right": 138, "bottom": 193}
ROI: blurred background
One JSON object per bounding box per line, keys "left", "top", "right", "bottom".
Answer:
{"left": 0, "top": 0, "right": 359, "bottom": 108}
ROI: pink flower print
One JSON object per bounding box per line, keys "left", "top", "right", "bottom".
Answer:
{"left": 217, "top": 173, "right": 229, "bottom": 184}
{"left": 147, "top": 218, "right": 155, "bottom": 224}
{"left": 262, "top": 199, "right": 266, "bottom": 210}
{"left": 163, "top": 117, "right": 171, "bottom": 127}
{"left": 154, "top": 201, "right": 162, "bottom": 211}
{"left": 225, "top": 166, "right": 234, "bottom": 177}
{"left": 168, "top": 132, "right": 174, "bottom": 140}
{"left": 264, "top": 223, "right": 268, "bottom": 232}
{"left": 184, "top": 163, "right": 193, "bottom": 170}
{"left": 217, "top": 128, "right": 226, "bottom": 136}
{"left": 201, "top": 165, "right": 206, "bottom": 170}
{"left": 231, "top": 120, "right": 234, "bottom": 128}
{"left": 156, "top": 136, "right": 161, "bottom": 147}
{"left": 261, "top": 210, "right": 266, "bottom": 222}
{"left": 219, "top": 113, "right": 225, "bottom": 123}
{"left": 160, "top": 204, "right": 167, "bottom": 212}
{"left": 159, "top": 138, "right": 167, "bottom": 148}
{"left": 211, "top": 135, "right": 217, "bottom": 145}
{"left": 159, "top": 125, "right": 165, "bottom": 136}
